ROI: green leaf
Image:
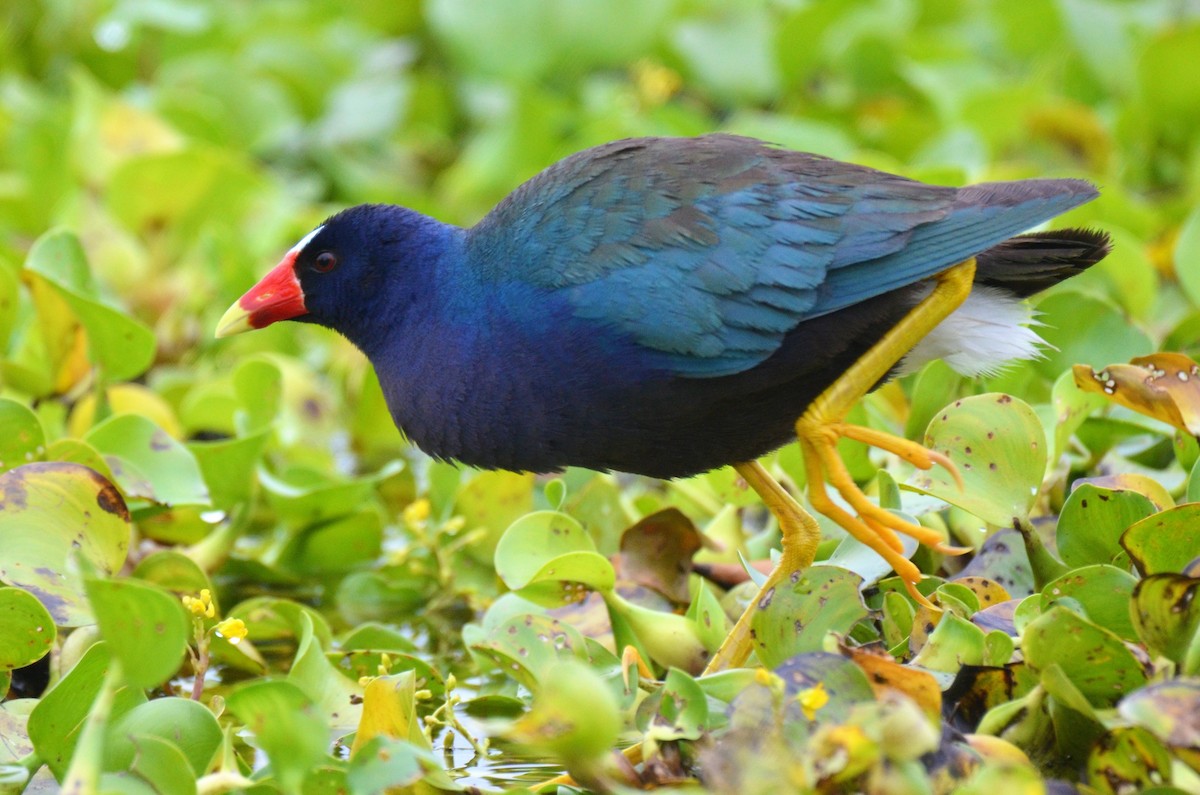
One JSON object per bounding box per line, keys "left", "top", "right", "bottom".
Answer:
{"left": 0, "top": 462, "right": 131, "bottom": 626}
{"left": 1022, "top": 606, "right": 1147, "bottom": 707}
{"left": 911, "top": 612, "right": 987, "bottom": 673}
{"left": 0, "top": 587, "right": 55, "bottom": 669}
{"left": 1176, "top": 205, "right": 1200, "bottom": 309}
{"left": 1122, "top": 503, "right": 1200, "bottom": 576}
{"left": 471, "top": 613, "right": 590, "bottom": 691}
{"left": 910, "top": 394, "right": 1047, "bottom": 526}
{"left": 105, "top": 734, "right": 197, "bottom": 795}
{"left": 86, "top": 415, "right": 210, "bottom": 508}
{"left": 224, "top": 680, "right": 330, "bottom": 793}
{"left": 26, "top": 643, "right": 146, "bottom": 780}
{"left": 106, "top": 699, "right": 221, "bottom": 778}
{"left": 494, "top": 510, "right": 615, "bottom": 603}
{"left": 455, "top": 470, "right": 536, "bottom": 562}
{"left": 84, "top": 577, "right": 190, "bottom": 690}
{"left": 504, "top": 659, "right": 620, "bottom": 772}
{"left": 1042, "top": 565, "right": 1139, "bottom": 642}
{"left": 750, "top": 565, "right": 868, "bottom": 669}
{"left": 1086, "top": 727, "right": 1174, "bottom": 795}
{"left": 23, "top": 230, "right": 156, "bottom": 382}
{"left": 1131, "top": 574, "right": 1200, "bottom": 671}
{"left": 1056, "top": 484, "right": 1157, "bottom": 569}
{"left": 652, "top": 668, "right": 709, "bottom": 741}
{"left": 187, "top": 430, "right": 270, "bottom": 509}
{"left": 278, "top": 509, "right": 384, "bottom": 575}
{"left": 0, "top": 400, "right": 45, "bottom": 474}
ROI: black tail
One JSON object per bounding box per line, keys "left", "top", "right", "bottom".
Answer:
{"left": 975, "top": 228, "right": 1111, "bottom": 298}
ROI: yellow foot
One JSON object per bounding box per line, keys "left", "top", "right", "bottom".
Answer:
{"left": 799, "top": 423, "right": 968, "bottom": 609}
{"left": 703, "top": 461, "right": 820, "bottom": 674}
{"left": 792, "top": 259, "right": 978, "bottom": 608}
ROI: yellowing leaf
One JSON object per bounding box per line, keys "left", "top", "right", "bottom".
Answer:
{"left": 1073, "top": 353, "right": 1200, "bottom": 437}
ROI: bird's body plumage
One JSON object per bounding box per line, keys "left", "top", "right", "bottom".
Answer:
{"left": 223, "top": 134, "right": 1108, "bottom": 479}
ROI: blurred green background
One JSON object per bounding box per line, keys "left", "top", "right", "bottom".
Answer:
{"left": 3, "top": 1, "right": 1200, "bottom": 791}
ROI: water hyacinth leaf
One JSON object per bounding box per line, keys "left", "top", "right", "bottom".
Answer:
{"left": 350, "top": 670, "right": 426, "bottom": 755}
{"left": 504, "top": 660, "right": 621, "bottom": 774}
{"left": 106, "top": 699, "right": 222, "bottom": 777}
{"left": 26, "top": 643, "right": 147, "bottom": 780}
{"left": 278, "top": 509, "right": 384, "bottom": 576}
{"left": 45, "top": 439, "right": 115, "bottom": 482}
{"left": 910, "top": 394, "right": 1046, "bottom": 527}
{"left": 954, "top": 529, "right": 1035, "bottom": 598}
{"left": 619, "top": 507, "right": 702, "bottom": 604}
{"left": 187, "top": 429, "right": 271, "bottom": 509}
{"left": 1122, "top": 503, "right": 1200, "bottom": 576}
{"left": 1072, "top": 473, "right": 1173, "bottom": 511}
{"left": 1086, "top": 727, "right": 1174, "bottom": 795}
{"left": 1177, "top": 204, "right": 1200, "bottom": 308}
{"left": 606, "top": 594, "right": 711, "bottom": 674}
{"left": 348, "top": 736, "right": 456, "bottom": 794}
{"left": 68, "top": 383, "right": 184, "bottom": 440}
{"left": 1042, "top": 565, "right": 1139, "bottom": 641}
{"left": 1021, "top": 606, "right": 1147, "bottom": 707}
{"left": 86, "top": 414, "right": 210, "bottom": 508}
{"left": 650, "top": 667, "right": 709, "bottom": 741}
{"left": 1050, "top": 367, "right": 1109, "bottom": 467}
{"left": 911, "top": 612, "right": 987, "bottom": 673}
{"left": 225, "top": 680, "right": 329, "bottom": 793}
{"left": 258, "top": 465, "right": 391, "bottom": 526}
{"left": 688, "top": 581, "right": 728, "bottom": 653}
{"left": 839, "top": 643, "right": 942, "bottom": 719}
{"left": 750, "top": 565, "right": 868, "bottom": 669}
{"left": 1034, "top": 292, "right": 1153, "bottom": 379}
{"left": 335, "top": 570, "right": 430, "bottom": 626}
{"left": 0, "top": 400, "right": 45, "bottom": 474}
{"left": 0, "top": 587, "right": 55, "bottom": 669}
{"left": 455, "top": 470, "right": 536, "bottom": 562}
{"left": 0, "top": 462, "right": 130, "bottom": 626}
{"left": 84, "top": 577, "right": 190, "bottom": 690}
{"left": 232, "top": 358, "right": 283, "bottom": 434}
{"left": 1131, "top": 574, "right": 1200, "bottom": 669}
{"left": 511, "top": 550, "right": 616, "bottom": 607}
{"left": 495, "top": 510, "right": 606, "bottom": 590}
{"left": 287, "top": 610, "right": 363, "bottom": 733}
{"left": 1118, "top": 681, "right": 1200, "bottom": 764}
{"left": 101, "top": 733, "right": 196, "bottom": 794}
{"left": 471, "top": 613, "right": 589, "bottom": 690}
{"left": 1073, "top": 353, "right": 1200, "bottom": 437}
{"left": 23, "top": 230, "right": 156, "bottom": 382}
{"left": 771, "top": 652, "right": 875, "bottom": 725}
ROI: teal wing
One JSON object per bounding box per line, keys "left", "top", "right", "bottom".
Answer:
{"left": 466, "top": 134, "right": 1097, "bottom": 377}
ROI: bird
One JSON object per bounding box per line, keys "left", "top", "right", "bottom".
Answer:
{"left": 217, "top": 133, "right": 1109, "bottom": 670}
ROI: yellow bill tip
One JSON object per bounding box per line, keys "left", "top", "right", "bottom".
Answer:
{"left": 215, "top": 302, "right": 254, "bottom": 338}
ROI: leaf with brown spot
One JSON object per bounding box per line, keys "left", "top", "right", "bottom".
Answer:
{"left": 0, "top": 463, "right": 130, "bottom": 626}
{"left": 618, "top": 508, "right": 701, "bottom": 604}
{"left": 1072, "top": 352, "right": 1200, "bottom": 437}
{"left": 838, "top": 642, "right": 942, "bottom": 719}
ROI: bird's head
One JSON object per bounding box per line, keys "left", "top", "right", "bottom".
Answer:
{"left": 216, "top": 204, "right": 445, "bottom": 342}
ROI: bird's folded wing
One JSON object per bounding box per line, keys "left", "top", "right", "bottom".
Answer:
{"left": 468, "top": 135, "right": 1096, "bottom": 378}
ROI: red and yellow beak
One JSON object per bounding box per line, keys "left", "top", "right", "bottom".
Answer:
{"left": 216, "top": 228, "right": 323, "bottom": 337}
{"left": 215, "top": 258, "right": 307, "bottom": 337}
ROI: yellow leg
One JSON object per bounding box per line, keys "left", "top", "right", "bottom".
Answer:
{"left": 702, "top": 460, "right": 821, "bottom": 674}
{"left": 706, "top": 260, "right": 977, "bottom": 673}
{"left": 797, "top": 258, "right": 976, "bottom": 608}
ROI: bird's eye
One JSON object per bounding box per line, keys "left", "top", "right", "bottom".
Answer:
{"left": 313, "top": 251, "right": 338, "bottom": 273}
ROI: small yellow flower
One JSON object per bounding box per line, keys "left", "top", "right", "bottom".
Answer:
{"left": 797, "top": 682, "right": 829, "bottom": 720}
{"left": 215, "top": 617, "right": 248, "bottom": 645}
{"left": 182, "top": 589, "right": 215, "bottom": 618}
{"left": 403, "top": 498, "right": 431, "bottom": 527}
